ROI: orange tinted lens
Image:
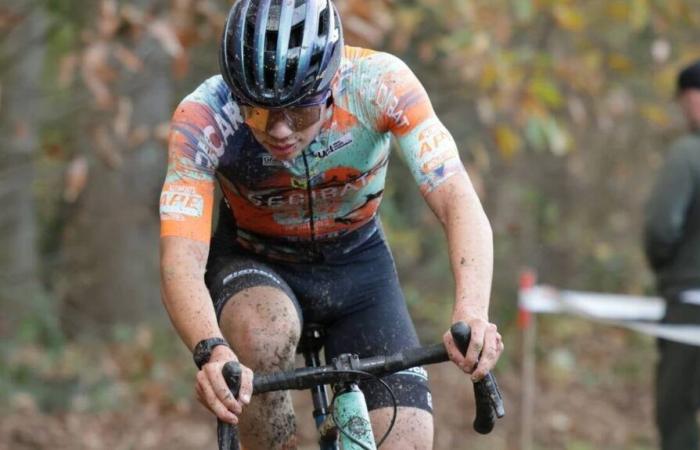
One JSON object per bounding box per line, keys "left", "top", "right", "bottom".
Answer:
{"left": 242, "top": 106, "right": 270, "bottom": 131}
{"left": 241, "top": 105, "right": 322, "bottom": 131}
{"left": 286, "top": 106, "right": 322, "bottom": 130}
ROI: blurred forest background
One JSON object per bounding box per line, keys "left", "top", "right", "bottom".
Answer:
{"left": 2, "top": 0, "right": 700, "bottom": 449}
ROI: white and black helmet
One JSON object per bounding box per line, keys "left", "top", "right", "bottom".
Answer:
{"left": 220, "top": 0, "right": 344, "bottom": 108}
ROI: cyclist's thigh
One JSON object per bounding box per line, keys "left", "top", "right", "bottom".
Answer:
{"left": 205, "top": 254, "right": 302, "bottom": 367}
{"left": 369, "top": 406, "right": 433, "bottom": 450}
{"left": 322, "top": 240, "right": 432, "bottom": 414}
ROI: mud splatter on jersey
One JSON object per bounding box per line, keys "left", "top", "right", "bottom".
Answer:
{"left": 160, "top": 46, "right": 464, "bottom": 250}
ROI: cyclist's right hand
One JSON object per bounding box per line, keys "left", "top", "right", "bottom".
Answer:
{"left": 195, "top": 345, "right": 253, "bottom": 425}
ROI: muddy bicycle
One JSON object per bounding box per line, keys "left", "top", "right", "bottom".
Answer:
{"left": 215, "top": 321, "right": 504, "bottom": 449}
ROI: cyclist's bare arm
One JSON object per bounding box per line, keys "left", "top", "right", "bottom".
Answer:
{"left": 423, "top": 172, "right": 502, "bottom": 381}
{"left": 160, "top": 236, "right": 218, "bottom": 349}
{"left": 160, "top": 91, "right": 255, "bottom": 425}
{"left": 160, "top": 235, "right": 253, "bottom": 424}
{"left": 371, "top": 54, "right": 502, "bottom": 380}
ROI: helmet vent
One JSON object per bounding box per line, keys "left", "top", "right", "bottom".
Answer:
{"left": 243, "top": 25, "right": 257, "bottom": 94}
{"left": 318, "top": 5, "right": 328, "bottom": 36}
{"left": 221, "top": 0, "right": 344, "bottom": 107}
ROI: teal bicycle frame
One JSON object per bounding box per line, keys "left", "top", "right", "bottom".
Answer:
{"left": 317, "top": 383, "right": 376, "bottom": 450}
{"left": 300, "top": 327, "right": 378, "bottom": 450}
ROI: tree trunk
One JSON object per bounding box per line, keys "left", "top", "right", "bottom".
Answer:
{"left": 0, "top": 9, "right": 55, "bottom": 339}
{"left": 61, "top": 10, "right": 172, "bottom": 335}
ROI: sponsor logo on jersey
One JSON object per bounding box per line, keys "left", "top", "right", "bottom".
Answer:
{"left": 291, "top": 177, "right": 308, "bottom": 189}
{"left": 418, "top": 123, "right": 452, "bottom": 159}
{"left": 422, "top": 153, "right": 452, "bottom": 173}
{"left": 195, "top": 100, "right": 244, "bottom": 169}
{"left": 160, "top": 186, "right": 204, "bottom": 218}
{"left": 222, "top": 268, "right": 281, "bottom": 286}
{"left": 354, "top": 72, "right": 411, "bottom": 129}
{"left": 262, "top": 155, "right": 284, "bottom": 167}
{"left": 375, "top": 83, "right": 411, "bottom": 129}
{"left": 248, "top": 173, "right": 372, "bottom": 208}
{"left": 398, "top": 366, "right": 429, "bottom": 381}
{"left": 313, "top": 132, "right": 353, "bottom": 158}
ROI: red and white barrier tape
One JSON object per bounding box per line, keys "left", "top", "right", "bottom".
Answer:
{"left": 518, "top": 285, "right": 700, "bottom": 346}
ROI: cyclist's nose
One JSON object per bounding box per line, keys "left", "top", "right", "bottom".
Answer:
{"left": 266, "top": 112, "right": 294, "bottom": 139}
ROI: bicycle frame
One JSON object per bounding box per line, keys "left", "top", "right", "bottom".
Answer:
{"left": 302, "top": 327, "right": 376, "bottom": 450}
{"left": 318, "top": 383, "right": 376, "bottom": 450}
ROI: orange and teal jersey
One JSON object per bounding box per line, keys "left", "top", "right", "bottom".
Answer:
{"left": 160, "top": 46, "right": 465, "bottom": 253}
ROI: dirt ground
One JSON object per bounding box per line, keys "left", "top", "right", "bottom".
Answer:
{"left": 0, "top": 362, "right": 656, "bottom": 450}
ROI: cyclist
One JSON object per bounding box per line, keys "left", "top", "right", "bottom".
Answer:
{"left": 159, "top": 1, "right": 504, "bottom": 448}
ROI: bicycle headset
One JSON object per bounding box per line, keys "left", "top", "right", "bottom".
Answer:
{"left": 219, "top": 0, "right": 344, "bottom": 108}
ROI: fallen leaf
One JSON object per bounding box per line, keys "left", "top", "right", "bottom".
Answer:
{"left": 149, "top": 19, "right": 185, "bottom": 57}
{"left": 114, "top": 97, "right": 133, "bottom": 140}
{"left": 64, "top": 156, "right": 89, "bottom": 203}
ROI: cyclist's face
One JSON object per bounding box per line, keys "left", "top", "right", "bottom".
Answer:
{"left": 244, "top": 101, "right": 330, "bottom": 161}
{"left": 680, "top": 89, "right": 700, "bottom": 131}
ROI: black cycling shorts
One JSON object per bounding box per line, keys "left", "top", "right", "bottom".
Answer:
{"left": 205, "top": 218, "right": 432, "bottom": 414}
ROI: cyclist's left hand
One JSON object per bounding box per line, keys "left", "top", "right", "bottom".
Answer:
{"left": 443, "top": 317, "right": 504, "bottom": 382}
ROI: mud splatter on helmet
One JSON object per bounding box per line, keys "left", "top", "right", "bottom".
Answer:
{"left": 220, "top": 0, "right": 344, "bottom": 107}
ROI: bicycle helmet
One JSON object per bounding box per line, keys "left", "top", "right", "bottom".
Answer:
{"left": 220, "top": 0, "right": 344, "bottom": 108}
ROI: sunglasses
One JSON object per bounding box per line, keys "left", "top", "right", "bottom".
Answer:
{"left": 241, "top": 91, "right": 332, "bottom": 132}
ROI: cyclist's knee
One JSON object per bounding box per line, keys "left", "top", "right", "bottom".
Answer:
{"left": 369, "top": 407, "right": 433, "bottom": 450}
{"left": 220, "top": 286, "right": 301, "bottom": 370}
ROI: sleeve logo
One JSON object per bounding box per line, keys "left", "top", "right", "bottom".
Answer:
{"left": 313, "top": 132, "right": 353, "bottom": 158}
{"left": 160, "top": 187, "right": 204, "bottom": 218}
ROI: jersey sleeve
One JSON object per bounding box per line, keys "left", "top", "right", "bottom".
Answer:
{"left": 159, "top": 98, "right": 220, "bottom": 243}
{"left": 365, "top": 52, "right": 465, "bottom": 195}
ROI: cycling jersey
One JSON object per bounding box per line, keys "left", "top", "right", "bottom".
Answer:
{"left": 160, "top": 46, "right": 463, "bottom": 258}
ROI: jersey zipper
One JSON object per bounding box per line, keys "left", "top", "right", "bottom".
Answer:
{"left": 301, "top": 150, "right": 317, "bottom": 249}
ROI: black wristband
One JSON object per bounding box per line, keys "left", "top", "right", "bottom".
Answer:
{"left": 193, "top": 337, "right": 230, "bottom": 370}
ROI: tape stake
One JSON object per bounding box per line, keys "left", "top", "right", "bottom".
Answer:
{"left": 517, "top": 269, "right": 537, "bottom": 330}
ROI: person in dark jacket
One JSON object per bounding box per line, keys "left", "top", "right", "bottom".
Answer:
{"left": 644, "top": 59, "right": 700, "bottom": 450}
